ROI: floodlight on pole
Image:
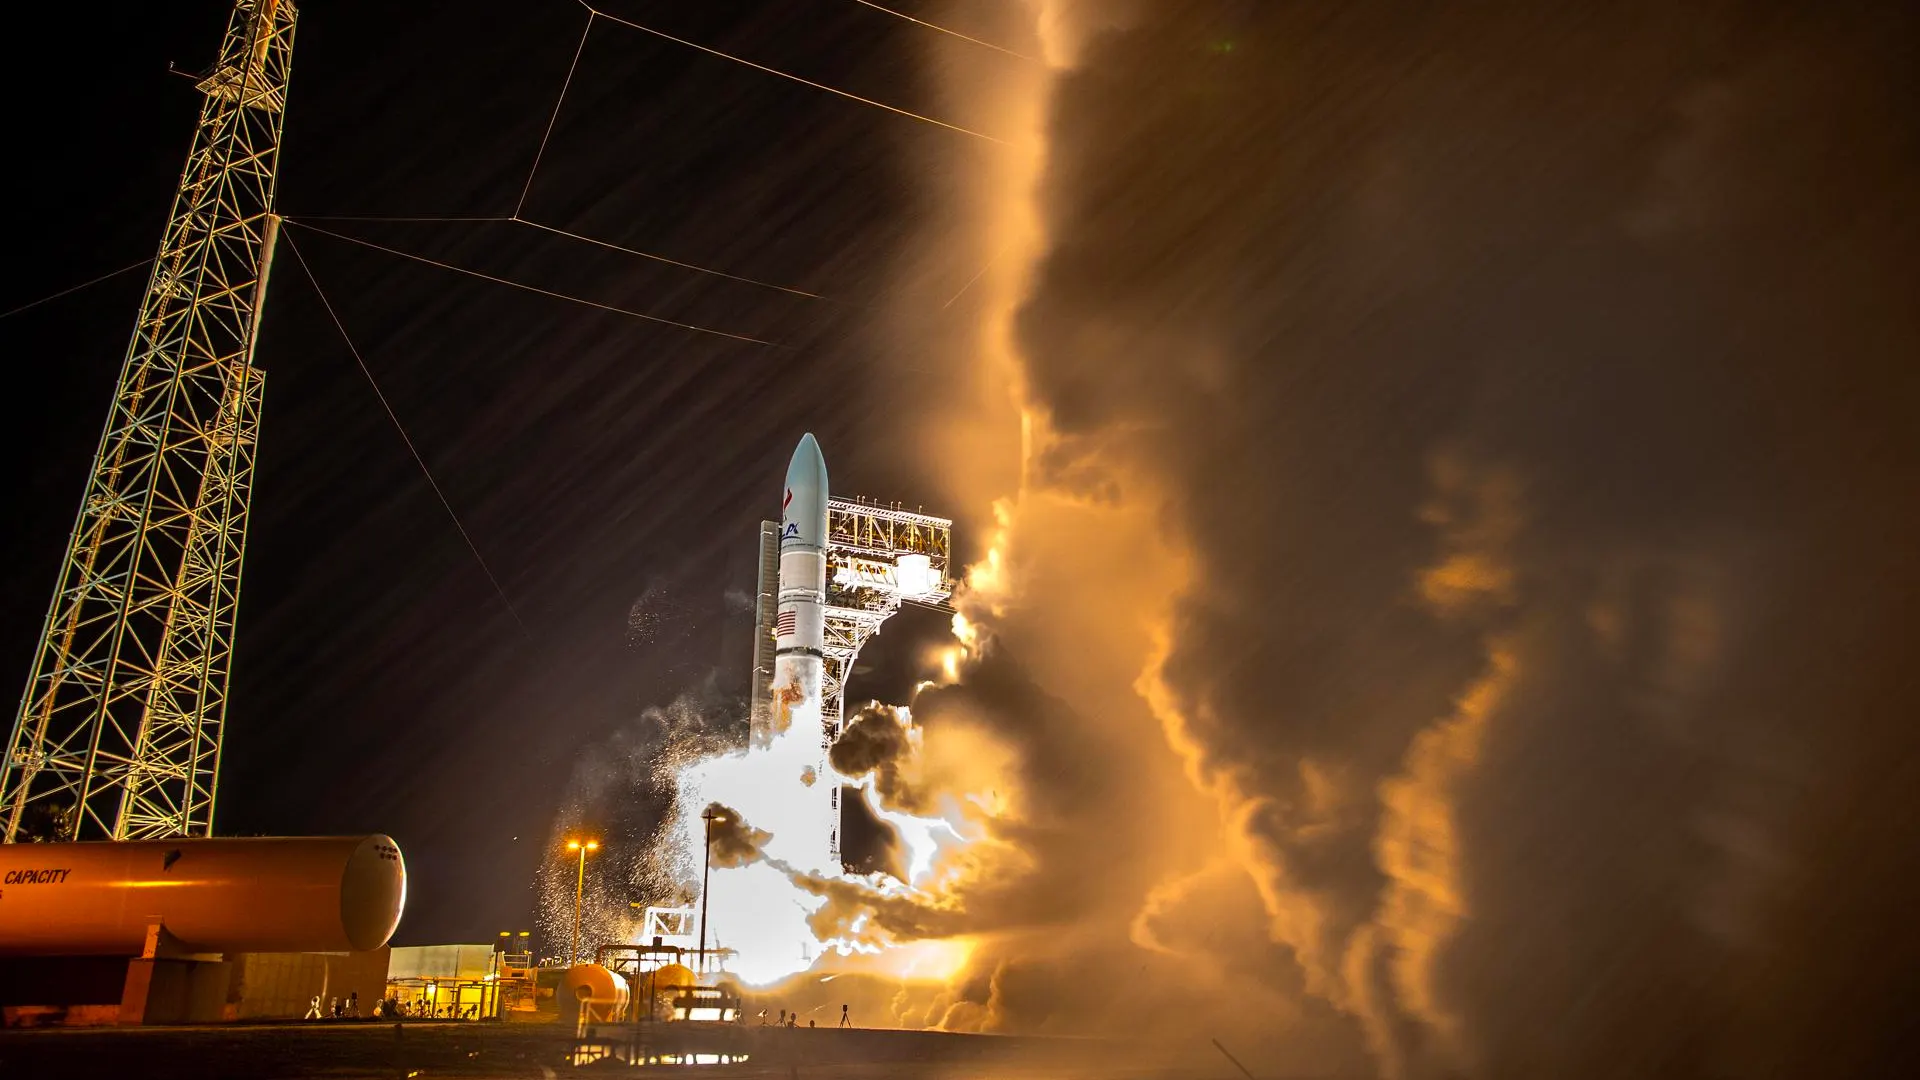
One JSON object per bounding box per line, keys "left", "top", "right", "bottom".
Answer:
{"left": 566, "top": 838, "right": 599, "bottom": 965}
{"left": 698, "top": 808, "right": 727, "bottom": 974}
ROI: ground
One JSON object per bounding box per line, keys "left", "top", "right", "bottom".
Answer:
{"left": 0, "top": 1021, "right": 1254, "bottom": 1079}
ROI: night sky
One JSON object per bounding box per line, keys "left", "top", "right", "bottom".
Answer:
{"left": 2, "top": 1, "right": 962, "bottom": 945}
{"left": 5, "top": 2, "right": 1919, "bottom": 1074}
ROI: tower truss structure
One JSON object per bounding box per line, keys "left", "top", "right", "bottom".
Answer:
{"left": 750, "top": 497, "right": 953, "bottom": 866}
{"left": 2, "top": 0, "right": 296, "bottom": 843}
{"left": 819, "top": 498, "right": 954, "bottom": 731}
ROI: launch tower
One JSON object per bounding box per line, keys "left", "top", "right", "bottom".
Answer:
{"left": 2, "top": 1, "right": 295, "bottom": 842}
{"left": 749, "top": 497, "right": 953, "bottom": 867}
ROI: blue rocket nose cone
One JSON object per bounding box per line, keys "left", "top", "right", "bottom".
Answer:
{"left": 786, "top": 433, "right": 828, "bottom": 494}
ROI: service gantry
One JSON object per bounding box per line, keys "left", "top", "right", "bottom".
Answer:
{"left": 748, "top": 497, "right": 953, "bottom": 867}
{"left": 2, "top": 0, "right": 296, "bottom": 842}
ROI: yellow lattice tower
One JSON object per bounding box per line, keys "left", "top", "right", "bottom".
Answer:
{"left": 3, "top": 1, "right": 296, "bottom": 842}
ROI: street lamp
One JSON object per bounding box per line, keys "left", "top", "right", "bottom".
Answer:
{"left": 698, "top": 808, "right": 727, "bottom": 975}
{"left": 566, "top": 838, "right": 599, "bottom": 966}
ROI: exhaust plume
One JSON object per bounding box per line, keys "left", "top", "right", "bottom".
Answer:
{"left": 873, "top": 0, "right": 1920, "bottom": 1075}
{"left": 702, "top": 802, "right": 772, "bottom": 870}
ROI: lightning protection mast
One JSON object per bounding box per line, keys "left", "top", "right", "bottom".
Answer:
{"left": 2, "top": 0, "right": 296, "bottom": 843}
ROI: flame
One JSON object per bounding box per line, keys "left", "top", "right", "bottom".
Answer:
{"left": 656, "top": 641, "right": 990, "bottom": 987}
{"left": 860, "top": 782, "right": 969, "bottom": 886}
{"left": 951, "top": 612, "right": 981, "bottom": 652}
{"left": 669, "top": 695, "right": 833, "bottom": 984}
{"left": 873, "top": 936, "right": 975, "bottom": 982}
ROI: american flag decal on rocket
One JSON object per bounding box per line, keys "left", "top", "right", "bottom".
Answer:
{"left": 776, "top": 610, "right": 797, "bottom": 637}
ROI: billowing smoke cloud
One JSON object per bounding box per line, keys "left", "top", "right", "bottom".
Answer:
{"left": 703, "top": 801, "right": 773, "bottom": 870}
{"left": 871, "top": 0, "right": 1920, "bottom": 1074}
{"left": 829, "top": 703, "right": 925, "bottom": 813}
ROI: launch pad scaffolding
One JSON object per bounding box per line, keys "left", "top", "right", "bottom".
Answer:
{"left": 2, "top": 0, "right": 295, "bottom": 843}
{"left": 750, "top": 498, "right": 953, "bottom": 867}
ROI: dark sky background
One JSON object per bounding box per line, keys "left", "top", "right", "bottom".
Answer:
{"left": 1, "top": 0, "right": 966, "bottom": 948}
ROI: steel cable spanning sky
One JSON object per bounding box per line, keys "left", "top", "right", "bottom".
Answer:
{"left": 246, "top": 0, "right": 1016, "bottom": 660}
{"left": 283, "top": 220, "right": 787, "bottom": 346}
{"left": 580, "top": 3, "right": 1008, "bottom": 145}
{"left": 284, "top": 0, "right": 1005, "bottom": 326}
{"left": 282, "top": 228, "right": 529, "bottom": 636}
{"left": 2, "top": 0, "right": 993, "bottom": 339}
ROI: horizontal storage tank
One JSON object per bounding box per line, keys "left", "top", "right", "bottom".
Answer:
{"left": 560, "top": 963, "right": 630, "bottom": 1025}
{"left": 0, "top": 835, "right": 405, "bottom": 956}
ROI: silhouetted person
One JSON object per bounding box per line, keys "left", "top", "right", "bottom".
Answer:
{"left": 348, "top": 991, "right": 359, "bottom": 1018}
{"left": 777, "top": 1009, "right": 787, "bottom": 1026}
{"left": 840, "top": 1003, "right": 850, "bottom": 1028}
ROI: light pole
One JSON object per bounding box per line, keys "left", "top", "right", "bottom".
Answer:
{"left": 566, "top": 838, "right": 599, "bottom": 965}
{"left": 698, "top": 808, "right": 727, "bottom": 975}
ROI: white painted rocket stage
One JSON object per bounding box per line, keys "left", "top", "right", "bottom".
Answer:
{"left": 772, "top": 432, "right": 837, "bottom": 869}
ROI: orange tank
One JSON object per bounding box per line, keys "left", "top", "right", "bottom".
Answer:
{"left": 560, "top": 963, "right": 630, "bottom": 1025}
{"left": 0, "top": 835, "right": 405, "bottom": 956}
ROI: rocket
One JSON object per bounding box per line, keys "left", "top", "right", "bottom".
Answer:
{"left": 771, "top": 433, "right": 838, "bottom": 868}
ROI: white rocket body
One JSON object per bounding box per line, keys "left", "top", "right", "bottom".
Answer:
{"left": 776, "top": 433, "right": 828, "bottom": 668}
{"left": 771, "top": 433, "right": 836, "bottom": 869}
